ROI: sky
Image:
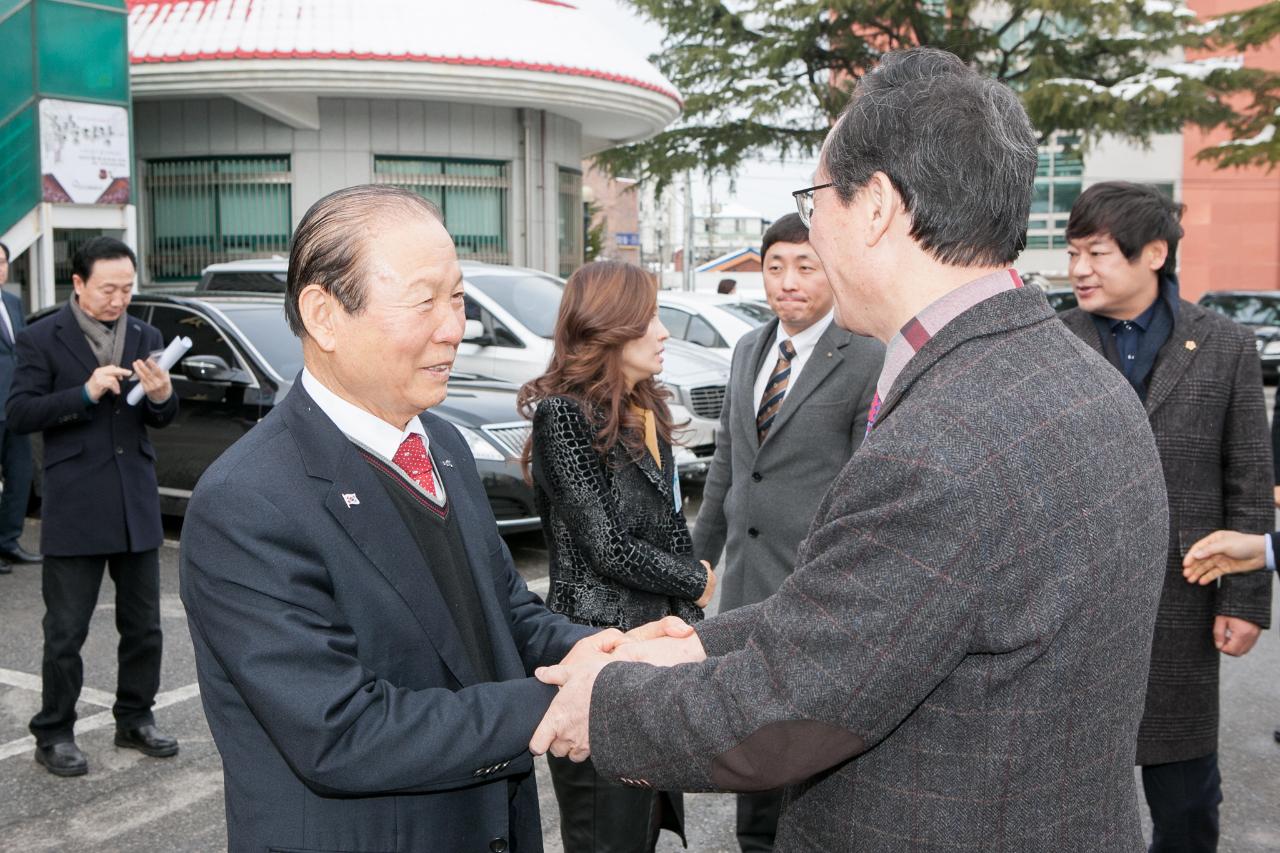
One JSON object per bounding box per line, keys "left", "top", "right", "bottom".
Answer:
{"left": 580, "top": 0, "right": 817, "bottom": 221}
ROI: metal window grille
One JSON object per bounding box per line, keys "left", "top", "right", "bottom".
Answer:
{"left": 374, "top": 156, "right": 510, "bottom": 265}
{"left": 1026, "top": 134, "right": 1083, "bottom": 250}
{"left": 558, "top": 167, "right": 583, "bottom": 278}
{"left": 144, "top": 156, "right": 292, "bottom": 281}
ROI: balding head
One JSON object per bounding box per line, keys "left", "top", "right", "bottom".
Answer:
{"left": 285, "top": 185, "right": 442, "bottom": 337}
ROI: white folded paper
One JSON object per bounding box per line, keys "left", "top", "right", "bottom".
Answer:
{"left": 127, "top": 336, "right": 192, "bottom": 406}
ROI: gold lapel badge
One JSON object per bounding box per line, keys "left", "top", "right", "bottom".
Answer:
{"left": 1185, "top": 340, "right": 1197, "bottom": 351}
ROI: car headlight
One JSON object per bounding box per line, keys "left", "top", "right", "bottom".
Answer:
{"left": 1263, "top": 340, "right": 1280, "bottom": 355}
{"left": 454, "top": 425, "right": 505, "bottom": 461}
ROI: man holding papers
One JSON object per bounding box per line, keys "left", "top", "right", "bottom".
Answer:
{"left": 7, "top": 236, "right": 179, "bottom": 777}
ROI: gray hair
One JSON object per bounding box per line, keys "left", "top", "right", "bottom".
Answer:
{"left": 285, "top": 184, "right": 441, "bottom": 337}
{"left": 823, "top": 48, "right": 1037, "bottom": 267}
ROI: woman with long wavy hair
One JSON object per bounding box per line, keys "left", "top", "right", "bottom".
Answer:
{"left": 519, "top": 260, "right": 714, "bottom": 852}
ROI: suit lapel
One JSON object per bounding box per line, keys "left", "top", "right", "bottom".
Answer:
{"left": 55, "top": 307, "right": 99, "bottom": 375}
{"left": 0, "top": 294, "right": 19, "bottom": 352}
{"left": 1061, "top": 309, "right": 1104, "bottom": 357}
{"left": 763, "top": 322, "right": 848, "bottom": 442}
{"left": 281, "top": 388, "right": 480, "bottom": 687}
{"left": 1143, "top": 302, "right": 1208, "bottom": 418}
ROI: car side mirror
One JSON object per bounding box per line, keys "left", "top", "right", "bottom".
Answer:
{"left": 463, "top": 319, "right": 490, "bottom": 345}
{"left": 180, "top": 354, "right": 246, "bottom": 384}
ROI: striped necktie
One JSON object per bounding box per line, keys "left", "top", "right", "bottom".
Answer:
{"left": 756, "top": 339, "right": 797, "bottom": 444}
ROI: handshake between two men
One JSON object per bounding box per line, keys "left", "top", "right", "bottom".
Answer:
{"left": 531, "top": 615, "right": 707, "bottom": 762}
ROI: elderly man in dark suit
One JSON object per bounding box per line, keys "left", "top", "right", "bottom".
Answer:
{"left": 0, "top": 241, "right": 39, "bottom": 574}
{"left": 1059, "top": 181, "right": 1272, "bottom": 853}
{"left": 693, "top": 212, "right": 881, "bottom": 851}
{"left": 8, "top": 236, "right": 179, "bottom": 776}
{"left": 528, "top": 48, "right": 1171, "bottom": 851}
{"left": 179, "top": 185, "right": 683, "bottom": 853}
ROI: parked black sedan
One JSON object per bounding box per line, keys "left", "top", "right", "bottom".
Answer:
{"left": 28, "top": 293, "right": 540, "bottom": 533}
{"left": 1198, "top": 290, "right": 1280, "bottom": 384}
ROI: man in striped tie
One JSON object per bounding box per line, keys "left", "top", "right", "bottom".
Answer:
{"left": 693, "top": 213, "right": 882, "bottom": 852}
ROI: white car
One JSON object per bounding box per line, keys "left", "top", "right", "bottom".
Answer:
{"left": 657, "top": 291, "right": 774, "bottom": 356}
{"left": 198, "top": 259, "right": 731, "bottom": 476}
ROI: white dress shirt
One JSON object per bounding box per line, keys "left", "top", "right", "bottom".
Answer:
{"left": 301, "top": 369, "right": 445, "bottom": 503}
{"left": 752, "top": 312, "right": 834, "bottom": 412}
{"left": 0, "top": 295, "right": 15, "bottom": 346}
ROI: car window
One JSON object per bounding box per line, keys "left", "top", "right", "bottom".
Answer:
{"left": 217, "top": 303, "right": 303, "bottom": 379}
{"left": 659, "top": 306, "right": 691, "bottom": 339}
{"left": 686, "top": 315, "right": 724, "bottom": 348}
{"left": 722, "top": 302, "right": 774, "bottom": 325}
{"left": 148, "top": 305, "right": 239, "bottom": 375}
{"left": 201, "top": 271, "right": 288, "bottom": 293}
{"left": 465, "top": 295, "right": 522, "bottom": 348}
{"left": 1200, "top": 295, "right": 1280, "bottom": 326}
{"left": 465, "top": 274, "right": 563, "bottom": 338}
{"left": 127, "top": 304, "right": 150, "bottom": 323}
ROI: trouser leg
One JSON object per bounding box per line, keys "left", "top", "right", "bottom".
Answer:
{"left": 548, "top": 753, "right": 663, "bottom": 853}
{"left": 108, "top": 549, "right": 163, "bottom": 729}
{"left": 0, "top": 428, "right": 33, "bottom": 550}
{"left": 28, "top": 555, "right": 108, "bottom": 746}
{"left": 1142, "top": 752, "right": 1222, "bottom": 853}
{"left": 736, "top": 789, "right": 784, "bottom": 852}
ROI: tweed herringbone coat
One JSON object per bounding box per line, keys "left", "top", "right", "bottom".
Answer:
{"left": 588, "top": 286, "right": 1170, "bottom": 851}
{"left": 1061, "top": 299, "right": 1273, "bottom": 765}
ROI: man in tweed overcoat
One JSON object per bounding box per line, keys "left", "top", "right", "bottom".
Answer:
{"left": 1059, "top": 181, "right": 1273, "bottom": 853}
{"left": 529, "top": 48, "right": 1171, "bottom": 852}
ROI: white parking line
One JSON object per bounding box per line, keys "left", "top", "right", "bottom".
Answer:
{"left": 0, "top": 667, "right": 115, "bottom": 709}
{"left": 0, "top": 681, "right": 201, "bottom": 763}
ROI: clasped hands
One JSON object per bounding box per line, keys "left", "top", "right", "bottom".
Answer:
{"left": 529, "top": 615, "right": 707, "bottom": 762}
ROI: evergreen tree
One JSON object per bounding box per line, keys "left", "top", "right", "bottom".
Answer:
{"left": 598, "top": 0, "right": 1280, "bottom": 187}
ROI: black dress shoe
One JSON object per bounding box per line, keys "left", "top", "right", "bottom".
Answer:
{"left": 115, "top": 724, "right": 179, "bottom": 758}
{"left": 0, "top": 544, "right": 41, "bottom": 564}
{"left": 0, "top": 562, "right": 10, "bottom": 574}
{"left": 1274, "top": 728, "right": 1280, "bottom": 745}
{"left": 35, "top": 741, "right": 88, "bottom": 777}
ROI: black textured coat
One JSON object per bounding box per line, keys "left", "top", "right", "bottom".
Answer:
{"left": 530, "top": 395, "right": 706, "bottom": 630}
{"left": 1062, "top": 299, "right": 1273, "bottom": 765}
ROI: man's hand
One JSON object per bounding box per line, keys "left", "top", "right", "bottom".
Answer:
{"left": 133, "top": 357, "right": 173, "bottom": 404}
{"left": 84, "top": 365, "right": 134, "bottom": 402}
{"left": 695, "top": 560, "right": 716, "bottom": 609}
{"left": 611, "top": 632, "right": 706, "bottom": 667}
{"left": 529, "top": 655, "right": 610, "bottom": 761}
{"left": 1272, "top": 485, "right": 1280, "bottom": 508}
{"left": 1182, "top": 531, "right": 1267, "bottom": 585}
{"left": 1214, "top": 615, "right": 1262, "bottom": 657}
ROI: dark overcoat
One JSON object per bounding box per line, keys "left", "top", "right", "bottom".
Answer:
{"left": 6, "top": 303, "right": 177, "bottom": 555}
{"left": 1062, "top": 299, "right": 1273, "bottom": 764}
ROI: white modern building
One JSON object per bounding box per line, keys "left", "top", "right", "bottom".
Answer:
{"left": 118, "top": 0, "right": 680, "bottom": 288}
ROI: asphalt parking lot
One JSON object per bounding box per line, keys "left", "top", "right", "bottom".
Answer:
{"left": 0, "top": 494, "right": 1277, "bottom": 851}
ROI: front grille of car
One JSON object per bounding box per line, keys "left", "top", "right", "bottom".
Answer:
{"left": 482, "top": 422, "right": 533, "bottom": 459}
{"left": 687, "top": 443, "right": 716, "bottom": 458}
{"left": 686, "top": 385, "right": 726, "bottom": 420}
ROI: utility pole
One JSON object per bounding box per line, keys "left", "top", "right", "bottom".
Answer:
{"left": 682, "top": 173, "right": 695, "bottom": 292}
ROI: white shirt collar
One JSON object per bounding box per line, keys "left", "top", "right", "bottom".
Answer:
{"left": 772, "top": 311, "right": 834, "bottom": 356}
{"left": 301, "top": 368, "right": 427, "bottom": 462}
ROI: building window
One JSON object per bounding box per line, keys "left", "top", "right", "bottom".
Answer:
{"left": 144, "top": 156, "right": 292, "bottom": 282}
{"left": 374, "top": 157, "right": 510, "bottom": 265}
{"left": 1026, "top": 134, "right": 1083, "bottom": 250}
{"left": 558, "top": 168, "right": 583, "bottom": 278}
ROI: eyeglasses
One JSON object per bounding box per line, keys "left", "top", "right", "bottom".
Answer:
{"left": 792, "top": 182, "right": 834, "bottom": 228}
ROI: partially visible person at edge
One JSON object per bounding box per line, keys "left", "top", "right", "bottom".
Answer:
{"left": 518, "top": 260, "right": 715, "bottom": 853}
{"left": 1059, "top": 181, "right": 1273, "bottom": 853}
{"left": 693, "top": 213, "right": 883, "bottom": 851}
{"left": 8, "top": 236, "right": 179, "bottom": 777}
{"left": 717, "top": 278, "right": 737, "bottom": 295}
{"left": 0, "top": 241, "right": 39, "bottom": 575}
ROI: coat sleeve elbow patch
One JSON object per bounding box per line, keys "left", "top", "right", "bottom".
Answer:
{"left": 709, "top": 720, "right": 866, "bottom": 792}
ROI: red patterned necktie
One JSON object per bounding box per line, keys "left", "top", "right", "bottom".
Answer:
{"left": 392, "top": 433, "right": 438, "bottom": 499}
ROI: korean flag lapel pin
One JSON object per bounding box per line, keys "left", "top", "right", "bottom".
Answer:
{"left": 342, "top": 493, "right": 360, "bottom": 508}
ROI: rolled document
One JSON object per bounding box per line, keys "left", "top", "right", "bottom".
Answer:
{"left": 126, "top": 336, "right": 192, "bottom": 406}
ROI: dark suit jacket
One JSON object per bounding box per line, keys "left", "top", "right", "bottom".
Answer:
{"left": 531, "top": 394, "right": 706, "bottom": 630}
{"left": 0, "top": 290, "right": 26, "bottom": 423}
{"left": 180, "top": 383, "right": 591, "bottom": 853}
{"left": 1062, "top": 300, "right": 1273, "bottom": 764}
{"left": 6, "top": 303, "right": 177, "bottom": 556}
{"left": 693, "top": 319, "right": 882, "bottom": 611}
{"left": 587, "top": 286, "right": 1169, "bottom": 851}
